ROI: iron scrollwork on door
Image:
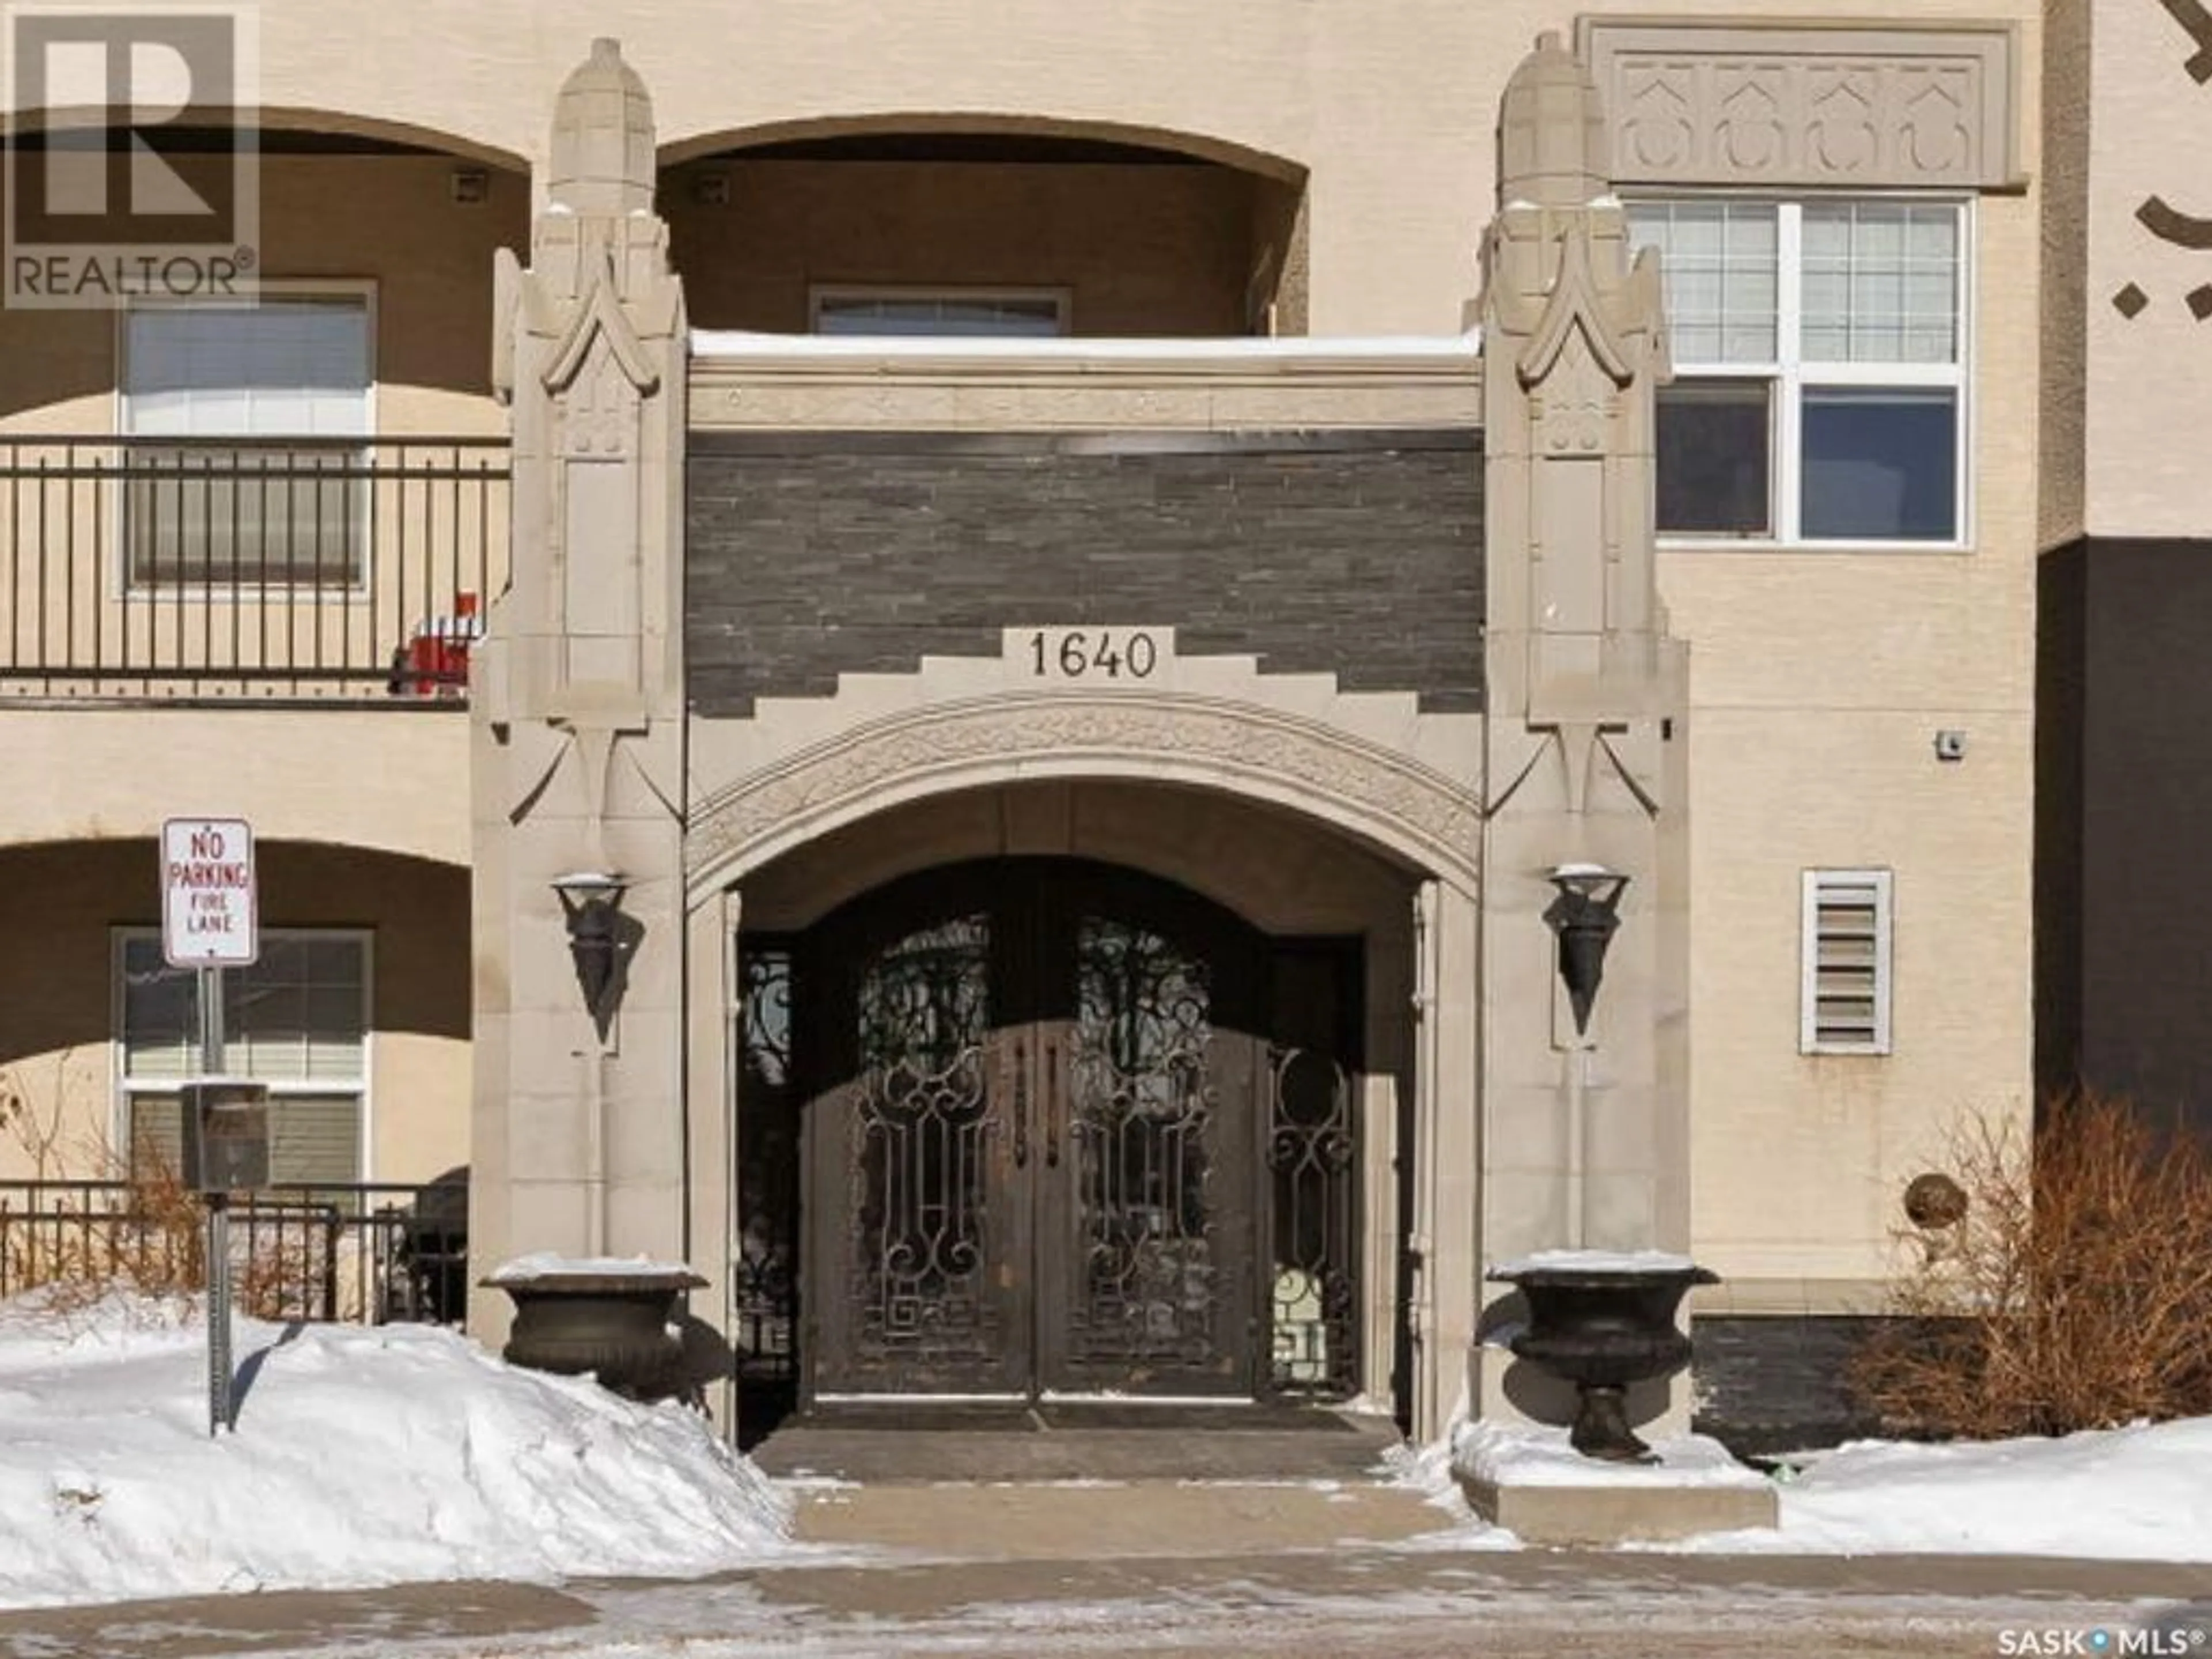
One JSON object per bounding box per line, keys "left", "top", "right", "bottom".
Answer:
{"left": 1066, "top": 916, "right": 1223, "bottom": 1370}
{"left": 735, "top": 943, "right": 799, "bottom": 1383}
{"left": 847, "top": 915, "right": 999, "bottom": 1382}
{"left": 1267, "top": 1043, "right": 1359, "bottom": 1397}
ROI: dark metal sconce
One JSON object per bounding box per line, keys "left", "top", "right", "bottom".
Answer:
{"left": 1544, "top": 863, "right": 1630, "bottom": 1037}
{"left": 552, "top": 870, "right": 628, "bottom": 1024}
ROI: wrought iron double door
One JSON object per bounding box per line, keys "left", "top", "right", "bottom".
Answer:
{"left": 804, "top": 861, "right": 1263, "bottom": 1400}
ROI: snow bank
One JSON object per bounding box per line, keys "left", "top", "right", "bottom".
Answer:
{"left": 1391, "top": 1393, "right": 2212, "bottom": 1562}
{"left": 1674, "top": 1417, "right": 2212, "bottom": 1560}
{"left": 0, "top": 1290, "right": 795, "bottom": 1610}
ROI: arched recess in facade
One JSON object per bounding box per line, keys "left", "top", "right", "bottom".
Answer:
{"left": 0, "top": 108, "right": 529, "bottom": 422}
{"left": 0, "top": 837, "right": 472, "bottom": 1190}
{"left": 658, "top": 113, "right": 1311, "bottom": 337}
{"left": 660, "top": 112, "right": 1305, "bottom": 180}
{"left": 679, "top": 695, "right": 1485, "bottom": 1438}
{"left": 0, "top": 108, "right": 527, "bottom": 168}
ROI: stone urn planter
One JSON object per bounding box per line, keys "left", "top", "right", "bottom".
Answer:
{"left": 485, "top": 1255, "right": 707, "bottom": 1403}
{"left": 1487, "top": 1251, "right": 1718, "bottom": 1463}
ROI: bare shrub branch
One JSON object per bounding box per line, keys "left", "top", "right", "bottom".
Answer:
{"left": 1853, "top": 1093, "right": 2212, "bottom": 1437}
{"left": 3, "top": 1112, "right": 332, "bottom": 1321}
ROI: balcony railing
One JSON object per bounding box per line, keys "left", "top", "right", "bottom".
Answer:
{"left": 0, "top": 437, "right": 510, "bottom": 701}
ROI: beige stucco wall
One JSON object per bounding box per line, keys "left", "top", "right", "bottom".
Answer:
{"left": 0, "top": 840, "right": 469, "bottom": 1187}
{"left": 2, "top": 707, "right": 469, "bottom": 862}
{"left": 2074, "top": 0, "right": 2212, "bottom": 536}
{"left": 1664, "top": 154, "right": 2041, "bottom": 1286}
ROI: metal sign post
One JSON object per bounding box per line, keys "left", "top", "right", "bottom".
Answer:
{"left": 200, "top": 967, "right": 233, "bottom": 1438}
{"left": 160, "top": 818, "right": 258, "bottom": 1440}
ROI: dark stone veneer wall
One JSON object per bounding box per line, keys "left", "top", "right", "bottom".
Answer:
{"left": 686, "top": 429, "right": 1484, "bottom": 717}
{"left": 1692, "top": 1316, "right": 1895, "bottom": 1457}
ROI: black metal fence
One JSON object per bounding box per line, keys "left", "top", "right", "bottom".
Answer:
{"left": 0, "top": 1180, "right": 468, "bottom": 1327}
{"left": 0, "top": 437, "right": 509, "bottom": 700}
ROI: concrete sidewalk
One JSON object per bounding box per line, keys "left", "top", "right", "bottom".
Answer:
{"left": 1, "top": 1546, "right": 2205, "bottom": 1659}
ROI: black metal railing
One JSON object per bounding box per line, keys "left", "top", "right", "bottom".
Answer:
{"left": 0, "top": 437, "right": 509, "bottom": 700}
{"left": 0, "top": 1180, "right": 469, "bottom": 1327}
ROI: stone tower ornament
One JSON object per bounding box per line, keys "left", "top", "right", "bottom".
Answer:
{"left": 470, "top": 37, "right": 691, "bottom": 1293}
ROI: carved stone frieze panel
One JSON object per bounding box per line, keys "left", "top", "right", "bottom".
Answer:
{"left": 1576, "top": 19, "right": 2020, "bottom": 191}
{"left": 686, "top": 695, "right": 1485, "bottom": 892}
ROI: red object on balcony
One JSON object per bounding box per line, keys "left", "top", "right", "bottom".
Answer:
{"left": 407, "top": 592, "right": 482, "bottom": 698}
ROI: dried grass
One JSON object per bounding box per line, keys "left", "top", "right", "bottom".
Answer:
{"left": 1, "top": 1080, "right": 331, "bottom": 1320}
{"left": 1852, "top": 1093, "right": 2212, "bottom": 1438}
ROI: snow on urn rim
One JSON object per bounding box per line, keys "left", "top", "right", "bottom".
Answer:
{"left": 487, "top": 1252, "right": 707, "bottom": 1287}
{"left": 1487, "top": 1249, "right": 1707, "bottom": 1278}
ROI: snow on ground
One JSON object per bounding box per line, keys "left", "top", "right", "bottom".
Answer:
{"left": 1673, "top": 1417, "right": 2212, "bottom": 1560}
{"left": 2, "top": 1284, "right": 2208, "bottom": 1622}
{"left": 1399, "top": 1411, "right": 2212, "bottom": 1561}
{"left": 0, "top": 1289, "right": 797, "bottom": 1611}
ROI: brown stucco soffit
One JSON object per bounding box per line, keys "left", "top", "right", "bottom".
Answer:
{"left": 1572, "top": 16, "right": 2024, "bottom": 192}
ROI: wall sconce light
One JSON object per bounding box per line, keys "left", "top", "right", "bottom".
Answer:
{"left": 1544, "top": 863, "right": 1630, "bottom": 1037}
{"left": 551, "top": 870, "right": 628, "bottom": 1023}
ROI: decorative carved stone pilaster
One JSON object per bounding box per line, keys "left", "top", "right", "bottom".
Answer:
{"left": 1475, "top": 36, "right": 1692, "bottom": 1341}
{"left": 471, "top": 39, "right": 691, "bottom": 1320}
{"left": 1481, "top": 31, "right": 1673, "bottom": 742}
{"left": 492, "top": 39, "right": 684, "bottom": 734}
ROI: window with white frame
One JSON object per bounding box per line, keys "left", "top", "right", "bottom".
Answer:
{"left": 116, "top": 930, "right": 370, "bottom": 1186}
{"left": 809, "top": 286, "right": 1070, "bottom": 338}
{"left": 1627, "top": 200, "right": 1967, "bottom": 545}
{"left": 120, "top": 294, "right": 373, "bottom": 586}
{"left": 1801, "top": 870, "right": 1893, "bottom": 1055}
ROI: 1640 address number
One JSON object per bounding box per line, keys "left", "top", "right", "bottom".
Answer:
{"left": 1028, "top": 629, "right": 1158, "bottom": 680}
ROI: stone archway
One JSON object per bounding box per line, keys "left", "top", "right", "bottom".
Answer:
{"left": 687, "top": 692, "right": 1484, "bottom": 904}
{"left": 682, "top": 692, "right": 1487, "bottom": 1442}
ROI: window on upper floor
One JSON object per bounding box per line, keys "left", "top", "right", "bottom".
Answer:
{"left": 809, "top": 285, "right": 1071, "bottom": 338}
{"left": 1627, "top": 200, "right": 1968, "bottom": 547}
{"left": 119, "top": 292, "right": 373, "bottom": 587}
{"left": 116, "top": 930, "right": 370, "bottom": 1187}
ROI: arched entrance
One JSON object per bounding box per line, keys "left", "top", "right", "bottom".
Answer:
{"left": 684, "top": 709, "right": 1488, "bottom": 1440}
{"left": 711, "top": 774, "right": 1414, "bottom": 1423}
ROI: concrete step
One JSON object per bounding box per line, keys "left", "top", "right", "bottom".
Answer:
{"left": 754, "top": 1405, "right": 1449, "bottom": 1559}
{"left": 787, "top": 1478, "right": 1449, "bottom": 1559}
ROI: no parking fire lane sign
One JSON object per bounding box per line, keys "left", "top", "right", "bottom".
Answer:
{"left": 161, "top": 818, "right": 259, "bottom": 968}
